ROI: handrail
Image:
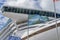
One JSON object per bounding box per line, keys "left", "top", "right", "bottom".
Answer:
{"left": 22, "top": 21, "right": 60, "bottom": 40}
{"left": 18, "top": 18, "right": 60, "bottom": 31}
{"left": 2, "top": 19, "right": 60, "bottom": 40}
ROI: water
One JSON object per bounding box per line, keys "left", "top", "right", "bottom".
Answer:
{"left": 0, "top": 0, "right": 6, "bottom": 8}
{"left": 0, "top": 13, "right": 12, "bottom": 31}
{"left": 8, "top": 36, "right": 21, "bottom": 40}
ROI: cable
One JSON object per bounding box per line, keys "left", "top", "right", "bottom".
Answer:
{"left": 53, "top": 0, "right": 59, "bottom": 40}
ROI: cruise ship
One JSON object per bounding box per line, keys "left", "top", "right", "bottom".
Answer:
{"left": 0, "top": 0, "right": 60, "bottom": 40}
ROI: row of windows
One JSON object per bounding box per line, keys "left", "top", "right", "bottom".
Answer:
{"left": 3, "top": 6, "right": 60, "bottom": 18}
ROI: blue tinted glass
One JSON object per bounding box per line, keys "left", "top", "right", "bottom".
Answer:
{"left": 28, "top": 15, "right": 40, "bottom": 25}
{"left": 28, "top": 15, "right": 49, "bottom": 25}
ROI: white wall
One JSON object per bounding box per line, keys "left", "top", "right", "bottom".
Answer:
{"left": 3, "top": 12, "right": 28, "bottom": 23}
{"left": 28, "top": 27, "right": 60, "bottom": 40}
